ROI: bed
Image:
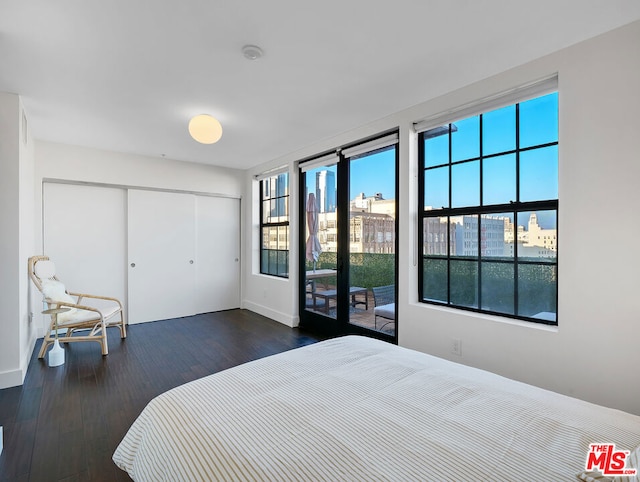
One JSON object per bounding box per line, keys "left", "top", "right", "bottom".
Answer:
{"left": 113, "top": 336, "right": 640, "bottom": 481}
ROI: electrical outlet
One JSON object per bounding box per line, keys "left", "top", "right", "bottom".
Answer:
{"left": 451, "top": 338, "right": 462, "bottom": 356}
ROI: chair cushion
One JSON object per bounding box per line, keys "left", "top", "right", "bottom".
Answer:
{"left": 374, "top": 303, "right": 395, "bottom": 319}
{"left": 41, "top": 279, "right": 78, "bottom": 322}
{"left": 59, "top": 303, "right": 121, "bottom": 326}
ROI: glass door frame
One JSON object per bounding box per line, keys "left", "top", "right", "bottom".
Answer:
{"left": 298, "top": 131, "right": 399, "bottom": 343}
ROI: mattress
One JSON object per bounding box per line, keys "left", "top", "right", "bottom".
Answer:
{"left": 113, "top": 335, "right": 640, "bottom": 481}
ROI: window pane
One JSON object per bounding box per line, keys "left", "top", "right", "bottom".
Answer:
{"left": 483, "top": 105, "right": 516, "bottom": 155}
{"left": 518, "top": 264, "right": 556, "bottom": 320}
{"left": 517, "top": 210, "right": 557, "bottom": 262}
{"left": 424, "top": 166, "right": 449, "bottom": 209}
{"left": 268, "top": 250, "right": 277, "bottom": 275}
{"left": 450, "top": 260, "right": 478, "bottom": 308}
{"left": 450, "top": 214, "right": 477, "bottom": 258}
{"left": 262, "top": 180, "right": 270, "bottom": 200}
{"left": 276, "top": 173, "right": 288, "bottom": 196}
{"left": 480, "top": 214, "right": 512, "bottom": 259}
{"left": 520, "top": 92, "right": 558, "bottom": 148}
{"left": 451, "top": 116, "right": 480, "bottom": 162}
{"left": 423, "top": 258, "right": 447, "bottom": 303}
{"left": 424, "top": 126, "right": 449, "bottom": 168}
{"left": 481, "top": 261, "right": 514, "bottom": 315}
{"left": 268, "top": 227, "right": 278, "bottom": 251}
{"left": 261, "top": 249, "right": 269, "bottom": 273}
{"left": 520, "top": 145, "right": 558, "bottom": 202}
{"left": 452, "top": 160, "right": 479, "bottom": 208}
{"left": 483, "top": 153, "right": 516, "bottom": 205}
{"left": 424, "top": 216, "right": 449, "bottom": 256}
{"left": 278, "top": 226, "right": 289, "bottom": 250}
{"left": 277, "top": 250, "right": 288, "bottom": 276}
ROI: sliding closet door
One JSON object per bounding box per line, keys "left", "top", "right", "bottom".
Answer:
{"left": 43, "top": 182, "right": 127, "bottom": 305}
{"left": 195, "top": 196, "right": 240, "bottom": 313}
{"left": 128, "top": 190, "right": 197, "bottom": 324}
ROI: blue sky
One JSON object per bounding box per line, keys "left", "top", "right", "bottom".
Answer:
{"left": 424, "top": 92, "right": 558, "bottom": 229}
{"left": 350, "top": 148, "right": 396, "bottom": 200}
{"left": 305, "top": 92, "right": 558, "bottom": 229}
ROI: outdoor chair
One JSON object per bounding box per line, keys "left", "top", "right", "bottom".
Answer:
{"left": 372, "top": 284, "right": 395, "bottom": 331}
{"left": 29, "top": 255, "right": 126, "bottom": 358}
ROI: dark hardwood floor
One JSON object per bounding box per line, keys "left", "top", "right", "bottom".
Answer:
{"left": 0, "top": 310, "right": 326, "bottom": 482}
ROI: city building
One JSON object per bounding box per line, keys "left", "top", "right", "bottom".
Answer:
{"left": 315, "top": 192, "right": 396, "bottom": 254}
{"left": 316, "top": 170, "right": 336, "bottom": 213}
{"left": 424, "top": 213, "right": 557, "bottom": 259}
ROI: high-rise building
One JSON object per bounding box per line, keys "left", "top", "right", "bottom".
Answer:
{"left": 316, "top": 170, "right": 336, "bottom": 213}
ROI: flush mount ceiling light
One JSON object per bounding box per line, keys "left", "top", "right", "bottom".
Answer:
{"left": 242, "top": 44, "right": 263, "bottom": 60}
{"left": 188, "top": 114, "right": 223, "bottom": 144}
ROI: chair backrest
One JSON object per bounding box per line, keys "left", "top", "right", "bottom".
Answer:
{"left": 28, "top": 255, "right": 59, "bottom": 292}
{"left": 372, "top": 285, "right": 395, "bottom": 307}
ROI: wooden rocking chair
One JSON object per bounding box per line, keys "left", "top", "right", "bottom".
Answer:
{"left": 29, "top": 255, "right": 127, "bottom": 358}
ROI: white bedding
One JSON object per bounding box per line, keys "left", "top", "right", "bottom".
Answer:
{"left": 113, "top": 336, "right": 640, "bottom": 481}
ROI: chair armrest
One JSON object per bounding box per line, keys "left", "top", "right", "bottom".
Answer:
{"left": 45, "top": 300, "right": 105, "bottom": 319}
{"left": 66, "top": 291, "right": 123, "bottom": 309}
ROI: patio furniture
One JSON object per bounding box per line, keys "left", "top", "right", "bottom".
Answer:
{"left": 372, "top": 284, "right": 395, "bottom": 330}
{"left": 312, "top": 286, "right": 368, "bottom": 314}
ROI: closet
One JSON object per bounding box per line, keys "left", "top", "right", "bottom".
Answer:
{"left": 43, "top": 182, "right": 240, "bottom": 325}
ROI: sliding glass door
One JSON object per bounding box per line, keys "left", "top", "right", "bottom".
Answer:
{"left": 346, "top": 145, "right": 396, "bottom": 334}
{"left": 299, "top": 133, "right": 398, "bottom": 340}
{"left": 301, "top": 159, "right": 339, "bottom": 320}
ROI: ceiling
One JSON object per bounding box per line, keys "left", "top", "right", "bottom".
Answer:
{"left": 1, "top": 1, "right": 639, "bottom": 171}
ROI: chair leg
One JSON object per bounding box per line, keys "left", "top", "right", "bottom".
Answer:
{"left": 101, "top": 332, "right": 109, "bottom": 356}
{"left": 119, "top": 314, "right": 127, "bottom": 339}
{"left": 38, "top": 324, "right": 55, "bottom": 358}
{"left": 38, "top": 338, "right": 52, "bottom": 359}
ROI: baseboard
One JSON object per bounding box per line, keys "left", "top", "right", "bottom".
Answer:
{"left": 241, "top": 300, "right": 298, "bottom": 327}
{"left": 0, "top": 367, "right": 25, "bottom": 390}
{"left": 22, "top": 332, "right": 38, "bottom": 372}
{"left": 0, "top": 333, "right": 37, "bottom": 390}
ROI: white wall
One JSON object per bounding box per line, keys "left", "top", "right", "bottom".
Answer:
{"left": 243, "top": 20, "right": 640, "bottom": 415}
{"left": 35, "top": 141, "right": 244, "bottom": 195}
{"left": 243, "top": 165, "right": 301, "bottom": 327}
{"left": 18, "top": 98, "right": 36, "bottom": 379}
{"left": 0, "top": 93, "right": 36, "bottom": 389}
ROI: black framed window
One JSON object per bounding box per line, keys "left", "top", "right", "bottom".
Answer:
{"left": 418, "top": 91, "right": 558, "bottom": 325}
{"left": 260, "top": 172, "right": 289, "bottom": 277}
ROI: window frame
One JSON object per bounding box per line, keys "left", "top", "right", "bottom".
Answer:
{"left": 259, "top": 172, "right": 290, "bottom": 278}
{"left": 417, "top": 91, "right": 558, "bottom": 325}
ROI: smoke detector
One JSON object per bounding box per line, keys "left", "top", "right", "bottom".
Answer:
{"left": 242, "top": 45, "right": 263, "bottom": 60}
